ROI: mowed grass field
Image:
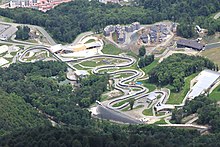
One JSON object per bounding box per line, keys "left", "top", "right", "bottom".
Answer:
{"left": 209, "top": 85, "right": 220, "bottom": 101}
{"left": 102, "top": 44, "right": 122, "bottom": 55}
{"left": 201, "top": 48, "right": 220, "bottom": 65}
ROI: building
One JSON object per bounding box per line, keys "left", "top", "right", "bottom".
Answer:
{"left": 99, "top": 0, "right": 119, "bottom": 4}
{"left": 159, "top": 24, "right": 169, "bottom": 35}
{"left": 125, "top": 25, "right": 133, "bottom": 32}
{"left": 103, "top": 25, "right": 115, "bottom": 36}
{"left": 132, "top": 22, "right": 140, "bottom": 30}
{"left": 187, "top": 69, "right": 220, "bottom": 100}
{"left": 140, "top": 34, "right": 148, "bottom": 44}
{"left": 103, "top": 22, "right": 140, "bottom": 44}
{"left": 50, "top": 44, "right": 62, "bottom": 53}
{"left": 75, "top": 70, "right": 89, "bottom": 79}
{"left": 117, "top": 31, "right": 125, "bottom": 44}
{"left": 0, "top": 26, "right": 17, "bottom": 41}
{"left": 150, "top": 31, "right": 157, "bottom": 43}
{"left": 176, "top": 39, "right": 205, "bottom": 51}
{"left": 146, "top": 92, "right": 157, "bottom": 102}
{"left": 8, "top": 0, "right": 71, "bottom": 12}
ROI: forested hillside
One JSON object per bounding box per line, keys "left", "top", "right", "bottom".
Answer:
{"left": 0, "top": 0, "right": 219, "bottom": 42}
{"left": 0, "top": 125, "right": 200, "bottom": 147}
{"left": 0, "top": 61, "right": 108, "bottom": 135}
{"left": 148, "top": 54, "right": 216, "bottom": 91}
{"left": 0, "top": 89, "right": 49, "bottom": 136}
{"left": 172, "top": 95, "right": 220, "bottom": 133}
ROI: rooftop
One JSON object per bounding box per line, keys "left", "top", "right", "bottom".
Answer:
{"left": 176, "top": 39, "right": 205, "bottom": 50}
{"left": 75, "top": 70, "right": 89, "bottom": 76}
{"left": 187, "top": 69, "right": 220, "bottom": 99}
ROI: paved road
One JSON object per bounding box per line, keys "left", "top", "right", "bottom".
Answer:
{"left": 205, "top": 42, "right": 220, "bottom": 50}
{"left": 10, "top": 35, "right": 39, "bottom": 45}
{"left": 158, "top": 124, "right": 208, "bottom": 130}
{"left": 71, "top": 31, "right": 93, "bottom": 46}
{"left": 0, "top": 21, "right": 56, "bottom": 45}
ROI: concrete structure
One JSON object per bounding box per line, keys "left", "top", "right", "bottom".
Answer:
{"left": 176, "top": 39, "right": 205, "bottom": 51}
{"left": 0, "top": 26, "right": 17, "bottom": 41}
{"left": 75, "top": 70, "right": 89, "bottom": 79}
{"left": 50, "top": 44, "right": 62, "bottom": 53}
{"left": 154, "top": 103, "right": 175, "bottom": 112}
{"left": 0, "top": 45, "right": 9, "bottom": 54}
{"left": 72, "top": 44, "right": 86, "bottom": 52}
{"left": 146, "top": 92, "right": 157, "bottom": 102}
{"left": 0, "top": 57, "right": 9, "bottom": 66}
{"left": 187, "top": 69, "right": 220, "bottom": 100}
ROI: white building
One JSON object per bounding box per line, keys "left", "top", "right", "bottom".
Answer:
{"left": 187, "top": 69, "right": 220, "bottom": 100}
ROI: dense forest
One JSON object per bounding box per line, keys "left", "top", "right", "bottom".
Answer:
{"left": 0, "top": 89, "right": 49, "bottom": 136}
{"left": 0, "top": 61, "right": 108, "bottom": 135}
{"left": 15, "top": 26, "right": 30, "bottom": 40}
{"left": 2, "top": 124, "right": 220, "bottom": 147}
{"left": 0, "top": 125, "right": 202, "bottom": 147}
{"left": 0, "top": 0, "right": 219, "bottom": 42}
{"left": 148, "top": 54, "right": 216, "bottom": 92}
{"left": 172, "top": 95, "right": 220, "bottom": 133}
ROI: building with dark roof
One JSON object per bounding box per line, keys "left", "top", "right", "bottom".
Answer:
{"left": 125, "top": 25, "right": 133, "bottom": 32}
{"left": 140, "top": 34, "right": 148, "bottom": 44}
{"left": 176, "top": 39, "right": 205, "bottom": 51}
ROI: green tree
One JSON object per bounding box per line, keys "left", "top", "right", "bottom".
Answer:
{"left": 129, "top": 98, "right": 135, "bottom": 110}
{"left": 138, "top": 46, "right": 146, "bottom": 57}
{"left": 15, "top": 26, "right": 30, "bottom": 40}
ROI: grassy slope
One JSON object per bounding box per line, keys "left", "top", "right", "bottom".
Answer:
{"left": 102, "top": 44, "right": 122, "bottom": 55}
{"left": 0, "top": 15, "right": 13, "bottom": 23}
{"left": 154, "top": 119, "right": 167, "bottom": 124}
{"left": 166, "top": 73, "right": 198, "bottom": 104}
{"left": 209, "top": 84, "right": 220, "bottom": 101}
{"left": 139, "top": 60, "right": 158, "bottom": 92}
{"left": 142, "top": 108, "right": 153, "bottom": 116}
{"left": 141, "top": 80, "right": 157, "bottom": 92}
{"left": 141, "top": 60, "right": 158, "bottom": 74}
{"left": 201, "top": 48, "right": 220, "bottom": 66}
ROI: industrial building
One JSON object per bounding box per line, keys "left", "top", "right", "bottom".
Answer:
{"left": 0, "top": 25, "right": 17, "bottom": 41}
{"left": 176, "top": 39, "right": 205, "bottom": 51}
